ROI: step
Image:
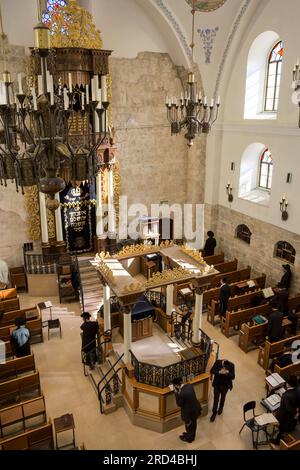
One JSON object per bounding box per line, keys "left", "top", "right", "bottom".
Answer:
{"left": 103, "top": 402, "right": 117, "bottom": 415}
{"left": 113, "top": 393, "right": 123, "bottom": 409}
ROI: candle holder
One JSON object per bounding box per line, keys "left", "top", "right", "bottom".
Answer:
{"left": 226, "top": 183, "right": 233, "bottom": 203}
{"left": 280, "top": 196, "right": 289, "bottom": 221}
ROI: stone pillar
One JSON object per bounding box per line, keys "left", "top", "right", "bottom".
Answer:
{"left": 166, "top": 284, "right": 174, "bottom": 316}
{"left": 123, "top": 308, "right": 132, "bottom": 365}
{"left": 108, "top": 167, "right": 116, "bottom": 239}
{"left": 54, "top": 193, "right": 64, "bottom": 243}
{"left": 96, "top": 171, "right": 104, "bottom": 238}
{"left": 103, "top": 284, "right": 111, "bottom": 332}
{"left": 39, "top": 192, "right": 49, "bottom": 245}
{"left": 192, "top": 287, "right": 204, "bottom": 344}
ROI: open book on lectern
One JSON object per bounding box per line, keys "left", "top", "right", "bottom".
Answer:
{"left": 37, "top": 300, "right": 53, "bottom": 310}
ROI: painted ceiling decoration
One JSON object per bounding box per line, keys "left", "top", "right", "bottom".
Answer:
{"left": 186, "top": 0, "right": 227, "bottom": 12}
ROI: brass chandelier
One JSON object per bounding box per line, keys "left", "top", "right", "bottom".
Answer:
{"left": 166, "top": 0, "right": 220, "bottom": 146}
{"left": 0, "top": 1, "right": 110, "bottom": 210}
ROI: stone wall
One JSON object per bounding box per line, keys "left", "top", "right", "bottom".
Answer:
{"left": 0, "top": 39, "right": 27, "bottom": 267}
{"left": 205, "top": 204, "right": 300, "bottom": 295}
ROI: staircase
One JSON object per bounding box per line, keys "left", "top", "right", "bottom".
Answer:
{"left": 87, "top": 349, "right": 124, "bottom": 414}
{"left": 77, "top": 255, "right": 103, "bottom": 317}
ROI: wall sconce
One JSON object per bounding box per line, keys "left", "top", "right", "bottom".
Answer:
{"left": 226, "top": 183, "right": 233, "bottom": 203}
{"left": 280, "top": 195, "right": 289, "bottom": 221}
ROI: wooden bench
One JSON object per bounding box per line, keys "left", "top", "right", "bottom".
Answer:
{"left": 208, "top": 288, "right": 264, "bottom": 326}
{"left": 0, "top": 395, "right": 46, "bottom": 439}
{"left": 211, "top": 266, "right": 251, "bottom": 288}
{"left": 0, "top": 318, "right": 43, "bottom": 344}
{"left": 239, "top": 294, "right": 300, "bottom": 353}
{"left": 0, "top": 371, "right": 41, "bottom": 409}
{"left": 0, "top": 306, "right": 39, "bottom": 328}
{"left": 202, "top": 253, "right": 225, "bottom": 265}
{"left": 277, "top": 435, "right": 300, "bottom": 450}
{"left": 204, "top": 274, "right": 266, "bottom": 309}
{"left": 213, "top": 258, "right": 238, "bottom": 274}
{"left": 274, "top": 360, "right": 300, "bottom": 378}
{"left": 0, "top": 297, "right": 20, "bottom": 315}
{"left": 2, "top": 342, "right": 14, "bottom": 361}
{"left": 221, "top": 304, "right": 272, "bottom": 338}
{"left": 0, "top": 354, "right": 36, "bottom": 383}
{"left": 0, "top": 420, "right": 54, "bottom": 450}
{"left": 257, "top": 334, "right": 300, "bottom": 370}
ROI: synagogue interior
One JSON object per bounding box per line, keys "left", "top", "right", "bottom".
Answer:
{"left": 0, "top": 0, "right": 300, "bottom": 452}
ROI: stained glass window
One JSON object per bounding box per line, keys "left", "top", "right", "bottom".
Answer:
{"left": 42, "top": 1, "right": 67, "bottom": 27}
{"left": 264, "top": 41, "right": 284, "bottom": 112}
{"left": 258, "top": 149, "right": 273, "bottom": 190}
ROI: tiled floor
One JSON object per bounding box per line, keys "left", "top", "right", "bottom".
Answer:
{"left": 20, "top": 293, "right": 269, "bottom": 450}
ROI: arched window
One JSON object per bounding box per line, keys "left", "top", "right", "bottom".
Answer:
{"left": 43, "top": 0, "right": 66, "bottom": 26}
{"left": 264, "top": 41, "right": 284, "bottom": 112}
{"left": 236, "top": 225, "right": 252, "bottom": 245}
{"left": 275, "top": 241, "right": 296, "bottom": 265}
{"left": 258, "top": 149, "right": 273, "bottom": 190}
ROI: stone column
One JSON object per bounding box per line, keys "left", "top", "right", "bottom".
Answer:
{"left": 103, "top": 284, "right": 111, "bottom": 332}
{"left": 123, "top": 308, "right": 132, "bottom": 365}
{"left": 192, "top": 287, "right": 204, "bottom": 344}
{"left": 54, "top": 193, "right": 64, "bottom": 242}
{"left": 39, "top": 192, "right": 49, "bottom": 245}
{"left": 166, "top": 284, "right": 174, "bottom": 316}
{"left": 108, "top": 167, "right": 116, "bottom": 239}
{"left": 96, "top": 171, "right": 104, "bottom": 237}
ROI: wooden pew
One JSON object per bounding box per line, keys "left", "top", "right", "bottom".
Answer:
{"left": 0, "top": 318, "right": 43, "bottom": 343}
{"left": 0, "top": 420, "right": 54, "bottom": 450}
{"left": 278, "top": 435, "right": 300, "bottom": 450}
{"left": 0, "top": 371, "right": 41, "bottom": 409}
{"left": 257, "top": 334, "right": 300, "bottom": 370}
{"left": 0, "top": 297, "right": 20, "bottom": 315}
{"left": 221, "top": 304, "right": 273, "bottom": 338}
{"left": 213, "top": 258, "right": 238, "bottom": 274}
{"left": 204, "top": 274, "right": 266, "bottom": 309}
{"left": 202, "top": 253, "right": 225, "bottom": 265}
{"left": 239, "top": 295, "right": 300, "bottom": 354}
{"left": 0, "top": 354, "right": 36, "bottom": 383}
{"left": 211, "top": 266, "right": 251, "bottom": 288}
{"left": 208, "top": 288, "right": 264, "bottom": 326}
{"left": 274, "top": 361, "right": 300, "bottom": 378}
{"left": 0, "top": 395, "right": 46, "bottom": 439}
{"left": 0, "top": 306, "right": 39, "bottom": 328}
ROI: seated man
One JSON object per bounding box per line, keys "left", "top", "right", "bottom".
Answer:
{"left": 288, "top": 305, "right": 300, "bottom": 335}
{"left": 270, "top": 350, "right": 293, "bottom": 373}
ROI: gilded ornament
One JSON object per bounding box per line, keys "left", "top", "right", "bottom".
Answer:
{"left": 47, "top": 0, "right": 103, "bottom": 50}
{"left": 24, "top": 186, "right": 41, "bottom": 241}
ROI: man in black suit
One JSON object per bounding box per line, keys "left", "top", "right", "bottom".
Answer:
{"left": 267, "top": 309, "right": 284, "bottom": 343}
{"left": 271, "top": 375, "right": 299, "bottom": 444}
{"left": 172, "top": 377, "right": 202, "bottom": 443}
{"left": 270, "top": 288, "right": 289, "bottom": 314}
{"left": 219, "top": 278, "right": 231, "bottom": 317}
{"left": 210, "top": 359, "right": 235, "bottom": 422}
{"left": 277, "top": 264, "right": 292, "bottom": 290}
{"left": 203, "top": 231, "right": 217, "bottom": 257}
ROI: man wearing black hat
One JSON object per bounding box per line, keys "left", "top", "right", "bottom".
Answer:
{"left": 203, "top": 231, "right": 217, "bottom": 257}
{"left": 172, "top": 377, "right": 202, "bottom": 443}
{"left": 80, "top": 312, "right": 99, "bottom": 370}
{"left": 278, "top": 264, "right": 292, "bottom": 290}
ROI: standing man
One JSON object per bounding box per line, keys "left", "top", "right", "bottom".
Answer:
{"left": 203, "top": 231, "right": 217, "bottom": 257}
{"left": 10, "top": 317, "right": 31, "bottom": 357}
{"left": 172, "top": 377, "right": 202, "bottom": 443}
{"left": 219, "top": 278, "right": 231, "bottom": 317}
{"left": 80, "top": 312, "right": 99, "bottom": 370}
{"left": 267, "top": 309, "right": 284, "bottom": 343}
{"left": 210, "top": 359, "right": 235, "bottom": 422}
{"left": 277, "top": 264, "right": 292, "bottom": 290}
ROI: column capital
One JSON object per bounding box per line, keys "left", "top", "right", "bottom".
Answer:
{"left": 120, "top": 306, "right": 131, "bottom": 315}
{"left": 194, "top": 286, "right": 206, "bottom": 296}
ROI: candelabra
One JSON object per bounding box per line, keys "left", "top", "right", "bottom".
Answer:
{"left": 166, "top": 73, "right": 220, "bottom": 147}
{"left": 165, "top": 1, "right": 220, "bottom": 147}
{"left": 226, "top": 183, "right": 233, "bottom": 203}
{"left": 0, "top": 18, "right": 110, "bottom": 210}
{"left": 280, "top": 195, "right": 288, "bottom": 221}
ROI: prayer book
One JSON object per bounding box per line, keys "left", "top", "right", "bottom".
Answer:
{"left": 38, "top": 300, "right": 53, "bottom": 310}
{"left": 247, "top": 280, "right": 256, "bottom": 288}
{"left": 266, "top": 373, "right": 286, "bottom": 389}
{"left": 255, "top": 413, "right": 278, "bottom": 426}
{"left": 262, "top": 287, "right": 274, "bottom": 299}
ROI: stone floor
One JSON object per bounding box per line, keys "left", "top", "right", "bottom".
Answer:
{"left": 19, "top": 293, "right": 269, "bottom": 451}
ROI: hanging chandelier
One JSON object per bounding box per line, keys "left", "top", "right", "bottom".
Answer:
{"left": 0, "top": 0, "right": 111, "bottom": 210}
{"left": 165, "top": 0, "right": 220, "bottom": 147}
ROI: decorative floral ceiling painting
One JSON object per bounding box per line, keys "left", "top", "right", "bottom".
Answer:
{"left": 186, "top": 0, "right": 227, "bottom": 12}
